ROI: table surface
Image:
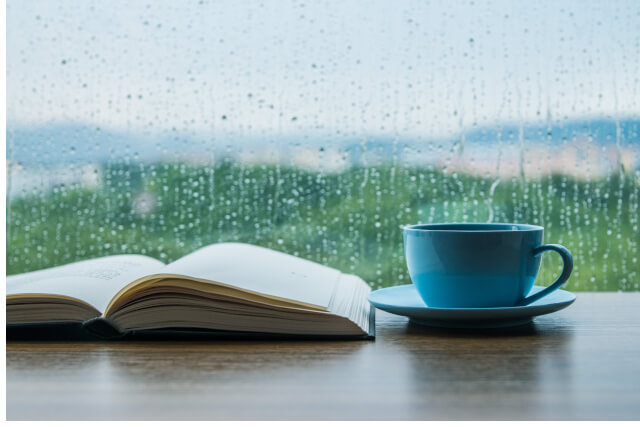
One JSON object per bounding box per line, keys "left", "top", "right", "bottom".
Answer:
{"left": 6, "top": 292, "right": 640, "bottom": 420}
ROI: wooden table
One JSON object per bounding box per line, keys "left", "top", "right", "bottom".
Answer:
{"left": 6, "top": 293, "right": 640, "bottom": 420}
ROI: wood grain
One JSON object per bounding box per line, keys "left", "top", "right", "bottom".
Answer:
{"left": 6, "top": 293, "right": 640, "bottom": 420}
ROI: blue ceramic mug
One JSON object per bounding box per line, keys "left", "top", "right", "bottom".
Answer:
{"left": 403, "top": 223, "right": 573, "bottom": 308}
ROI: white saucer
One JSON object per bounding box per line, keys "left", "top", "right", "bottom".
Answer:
{"left": 368, "top": 285, "right": 576, "bottom": 328}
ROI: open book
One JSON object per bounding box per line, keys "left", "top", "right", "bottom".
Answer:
{"left": 6, "top": 243, "right": 374, "bottom": 339}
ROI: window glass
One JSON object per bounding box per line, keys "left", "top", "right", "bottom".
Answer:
{"left": 7, "top": 0, "right": 639, "bottom": 290}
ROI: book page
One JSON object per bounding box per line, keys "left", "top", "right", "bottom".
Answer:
{"left": 162, "top": 243, "right": 341, "bottom": 310}
{"left": 6, "top": 255, "right": 165, "bottom": 314}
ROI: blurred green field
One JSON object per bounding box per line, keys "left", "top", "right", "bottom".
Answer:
{"left": 7, "top": 162, "right": 640, "bottom": 291}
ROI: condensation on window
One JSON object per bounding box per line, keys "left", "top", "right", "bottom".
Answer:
{"left": 6, "top": 0, "right": 639, "bottom": 291}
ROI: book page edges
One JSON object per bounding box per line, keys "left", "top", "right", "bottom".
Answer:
{"left": 103, "top": 273, "right": 329, "bottom": 317}
{"left": 6, "top": 282, "right": 373, "bottom": 338}
{"left": 6, "top": 293, "right": 101, "bottom": 315}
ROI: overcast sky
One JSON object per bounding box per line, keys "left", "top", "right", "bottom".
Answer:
{"left": 7, "top": 0, "right": 640, "bottom": 138}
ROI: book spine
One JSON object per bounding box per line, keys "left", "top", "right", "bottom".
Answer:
{"left": 82, "top": 317, "right": 125, "bottom": 339}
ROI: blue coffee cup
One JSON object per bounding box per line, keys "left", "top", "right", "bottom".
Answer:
{"left": 403, "top": 223, "right": 573, "bottom": 308}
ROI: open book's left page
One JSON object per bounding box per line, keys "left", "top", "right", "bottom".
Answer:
{"left": 7, "top": 255, "right": 165, "bottom": 315}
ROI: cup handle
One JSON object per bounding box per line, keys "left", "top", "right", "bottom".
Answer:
{"left": 517, "top": 244, "right": 573, "bottom": 306}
